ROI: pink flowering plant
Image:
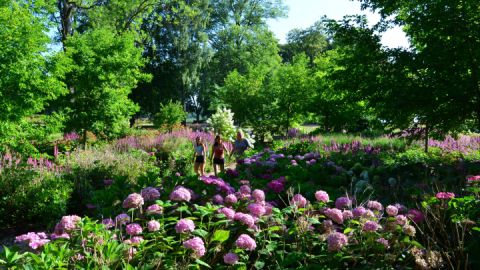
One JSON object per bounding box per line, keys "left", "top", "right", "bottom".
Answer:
{"left": 2, "top": 143, "right": 480, "bottom": 269}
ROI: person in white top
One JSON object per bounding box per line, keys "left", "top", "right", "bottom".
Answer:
{"left": 193, "top": 136, "right": 206, "bottom": 176}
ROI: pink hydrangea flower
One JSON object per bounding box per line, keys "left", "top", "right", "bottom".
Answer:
{"left": 123, "top": 193, "right": 144, "bottom": 209}
{"left": 290, "top": 194, "right": 308, "bottom": 208}
{"left": 146, "top": 204, "right": 163, "bottom": 215}
{"left": 225, "top": 194, "right": 238, "bottom": 204}
{"left": 235, "top": 234, "right": 257, "bottom": 250}
{"left": 141, "top": 187, "right": 160, "bottom": 201}
{"left": 352, "top": 206, "right": 366, "bottom": 217}
{"left": 224, "top": 252, "right": 239, "bottom": 265}
{"left": 218, "top": 207, "right": 236, "bottom": 220}
{"left": 15, "top": 232, "right": 50, "bottom": 250}
{"left": 239, "top": 185, "right": 251, "bottom": 195}
{"left": 234, "top": 213, "right": 255, "bottom": 228}
{"left": 376, "top": 237, "right": 389, "bottom": 248}
{"left": 175, "top": 219, "right": 195, "bottom": 233}
{"left": 264, "top": 202, "right": 274, "bottom": 215}
{"left": 324, "top": 208, "right": 344, "bottom": 224}
{"left": 367, "top": 200, "right": 383, "bottom": 211}
{"left": 169, "top": 186, "right": 191, "bottom": 202}
{"left": 327, "top": 232, "right": 348, "bottom": 252}
{"left": 115, "top": 213, "right": 130, "bottom": 225}
{"left": 54, "top": 215, "right": 81, "bottom": 234}
{"left": 362, "top": 221, "right": 380, "bottom": 232}
{"left": 252, "top": 189, "right": 265, "bottom": 202}
{"left": 102, "top": 218, "right": 115, "bottom": 229}
{"left": 131, "top": 236, "right": 144, "bottom": 244}
{"left": 396, "top": 215, "right": 407, "bottom": 225}
{"left": 126, "top": 223, "right": 143, "bottom": 236}
{"left": 436, "top": 192, "right": 455, "bottom": 200}
{"left": 386, "top": 205, "right": 398, "bottom": 216}
{"left": 183, "top": 237, "right": 206, "bottom": 257}
{"left": 148, "top": 220, "right": 160, "bottom": 232}
{"left": 335, "top": 197, "right": 352, "bottom": 209}
{"left": 315, "top": 190, "right": 329, "bottom": 203}
{"left": 212, "top": 194, "right": 224, "bottom": 204}
{"left": 248, "top": 203, "right": 266, "bottom": 217}
{"left": 342, "top": 210, "right": 353, "bottom": 220}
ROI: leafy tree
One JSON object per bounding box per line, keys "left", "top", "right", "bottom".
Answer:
{"left": 358, "top": 0, "right": 480, "bottom": 133}
{"left": 280, "top": 20, "right": 331, "bottom": 65}
{"left": 270, "top": 54, "right": 315, "bottom": 134}
{"left": 62, "top": 28, "right": 150, "bottom": 142}
{"left": 0, "top": 1, "right": 66, "bottom": 152}
{"left": 153, "top": 100, "right": 187, "bottom": 131}
{"left": 216, "top": 65, "right": 279, "bottom": 140}
{"left": 132, "top": 0, "right": 212, "bottom": 117}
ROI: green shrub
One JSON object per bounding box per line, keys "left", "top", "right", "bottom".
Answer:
{"left": 0, "top": 168, "right": 72, "bottom": 229}
{"left": 153, "top": 100, "right": 187, "bottom": 131}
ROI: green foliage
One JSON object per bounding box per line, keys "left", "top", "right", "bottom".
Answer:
{"left": 206, "top": 108, "right": 237, "bottom": 141}
{"left": 63, "top": 147, "right": 160, "bottom": 216}
{"left": 270, "top": 54, "right": 316, "bottom": 134}
{"left": 0, "top": 1, "right": 66, "bottom": 152}
{"left": 153, "top": 100, "right": 187, "bottom": 131}
{"left": 0, "top": 168, "right": 72, "bottom": 229}
{"left": 61, "top": 28, "right": 150, "bottom": 139}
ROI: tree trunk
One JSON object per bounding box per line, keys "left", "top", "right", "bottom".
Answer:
{"left": 58, "top": 0, "right": 75, "bottom": 50}
{"left": 424, "top": 123, "right": 429, "bottom": 153}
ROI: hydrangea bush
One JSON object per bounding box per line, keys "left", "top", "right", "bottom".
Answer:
{"left": 1, "top": 143, "right": 479, "bottom": 269}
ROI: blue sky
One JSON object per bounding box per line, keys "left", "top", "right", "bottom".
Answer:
{"left": 267, "top": 0, "right": 409, "bottom": 48}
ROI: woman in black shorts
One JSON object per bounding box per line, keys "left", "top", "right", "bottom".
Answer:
{"left": 193, "top": 136, "right": 206, "bottom": 176}
{"left": 211, "top": 135, "right": 229, "bottom": 176}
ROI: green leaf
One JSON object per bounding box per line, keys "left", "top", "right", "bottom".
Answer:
{"left": 211, "top": 230, "right": 230, "bottom": 243}
{"left": 343, "top": 227, "right": 354, "bottom": 234}
{"left": 195, "top": 259, "right": 211, "bottom": 268}
{"left": 254, "top": 261, "right": 265, "bottom": 269}
{"left": 193, "top": 229, "right": 209, "bottom": 238}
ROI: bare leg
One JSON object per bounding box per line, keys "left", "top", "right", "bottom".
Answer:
{"left": 213, "top": 163, "right": 218, "bottom": 176}
{"left": 219, "top": 163, "right": 225, "bottom": 174}
{"left": 200, "top": 162, "right": 205, "bottom": 176}
{"left": 194, "top": 162, "right": 199, "bottom": 176}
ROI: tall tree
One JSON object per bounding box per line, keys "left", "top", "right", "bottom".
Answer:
{"left": 131, "top": 0, "right": 211, "bottom": 117}
{"left": 280, "top": 20, "right": 331, "bottom": 65}
{"left": 270, "top": 54, "right": 315, "bottom": 134}
{"left": 358, "top": 0, "right": 480, "bottom": 131}
{"left": 0, "top": 0, "right": 66, "bottom": 152}
{"left": 61, "top": 28, "right": 150, "bottom": 141}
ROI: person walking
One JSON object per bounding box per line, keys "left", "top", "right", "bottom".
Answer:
{"left": 211, "top": 135, "right": 229, "bottom": 176}
{"left": 193, "top": 136, "right": 206, "bottom": 176}
{"left": 231, "top": 131, "right": 251, "bottom": 159}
